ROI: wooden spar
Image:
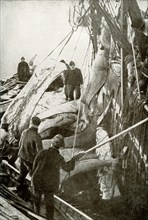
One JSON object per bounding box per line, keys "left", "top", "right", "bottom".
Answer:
{"left": 131, "top": 42, "right": 141, "bottom": 99}
{"left": 120, "top": 0, "right": 128, "bottom": 110}
{"left": 85, "top": 117, "right": 148, "bottom": 154}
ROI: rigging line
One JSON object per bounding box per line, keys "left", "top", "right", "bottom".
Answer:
{"left": 131, "top": 41, "right": 141, "bottom": 100}
{"left": 95, "top": 95, "right": 144, "bottom": 158}
{"left": 71, "top": 41, "right": 91, "bottom": 158}
{"left": 83, "top": 92, "right": 143, "bottom": 158}
{"left": 71, "top": 26, "right": 84, "bottom": 60}
{"left": 37, "top": 30, "right": 73, "bottom": 67}
{"left": 107, "top": 0, "right": 117, "bottom": 19}
{"left": 56, "top": 29, "right": 75, "bottom": 61}
{"left": 81, "top": 39, "right": 91, "bottom": 71}
{"left": 71, "top": 99, "right": 82, "bottom": 158}
{"left": 94, "top": 0, "right": 131, "bottom": 52}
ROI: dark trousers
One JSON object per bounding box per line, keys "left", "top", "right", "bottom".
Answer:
{"left": 33, "top": 189, "right": 54, "bottom": 220}
{"left": 67, "top": 84, "right": 81, "bottom": 101}
{"left": 18, "top": 159, "right": 32, "bottom": 184}
{"left": 64, "top": 84, "right": 68, "bottom": 100}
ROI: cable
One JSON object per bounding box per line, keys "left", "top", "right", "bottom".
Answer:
{"left": 70, "top": 26, "right": 84, "bottom": 61}
{"left": 37, "top": 30, "right": 73, "bottom": 67}
{"left": 56, "top": 29, "right": 75, "bottom": 61}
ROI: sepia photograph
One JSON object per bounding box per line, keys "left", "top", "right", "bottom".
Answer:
{"left": 0, "top": 0, "right": 148, "bottom": 219}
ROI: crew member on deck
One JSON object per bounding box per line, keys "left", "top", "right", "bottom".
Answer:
{"left": 65, "top": 61, "right": 83, "bottom": 101}
{"left": 31, "top": 134, "right": 84, "bottom": 220}
{"left": 17, "top": 117, "right": 43, "bottom": 186}
{"left": 17, "top": 57, "right": 30, "bottom": 82}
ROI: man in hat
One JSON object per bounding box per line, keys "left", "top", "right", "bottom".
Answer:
{"left": 17, "top": 116, "right": 43, "bottom": 186}
{"left": 31, "top": 134, "right": 84, "bottom": 220}
{"left": 17, "top": 57, "right": 30, "bottom": 82}
{"left": 65, "top": 61, "right": 83, "bottom": 101}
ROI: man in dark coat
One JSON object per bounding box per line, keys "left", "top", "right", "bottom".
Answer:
{"left": 31, "top": 134, "right": 84, "bottom": 220}
{"left": 17, "top": 57, "right": 30, "bottom": 82}
{"left": 65, "top": 61, "right": 83, "bottom": 101}
{"left": 17, "top": 116, "right": 43, "bottom": 185}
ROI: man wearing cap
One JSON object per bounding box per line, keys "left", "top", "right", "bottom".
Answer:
{"left": 17, "top": 116, "right": 43, "bottom": 186}
{"left": 65, "top": 61, "right": 83, "bottom": 101}
{"left": 17, "top": 57, "right": 30, "bottom": 82}
{"left": 31, "top": 134, "right": 84, "bottom": 220}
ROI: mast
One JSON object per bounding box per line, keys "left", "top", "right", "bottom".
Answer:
{"left": 120, "top": 0, "right": 128, "bottom": 110}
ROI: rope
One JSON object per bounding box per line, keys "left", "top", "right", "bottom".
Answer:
{"left": 71, "top": 100, "right": 82, "bottom": 158}
{"left": 81, "top": 38, "right": 91, "bottom": 71}
{"left": 93, "top": 0, "right": 132, "bottom": 53}
{"left": 71, "top": 39, "right": 92, "bottom": 157}
{"left": 56, "top": 29, "right": 75, "bottom": 60}
{"left": 37, "top": 30, "right": 73, "bottom": 67}
{"left": 131, "top": 42, "right": 141, "bottom": 100}
{"left": 70, "top": 26, "right": 84, "bottom": 60}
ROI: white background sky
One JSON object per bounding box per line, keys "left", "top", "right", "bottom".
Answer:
{"left": 0, "top": 0, "right": 147, "bottom": 79}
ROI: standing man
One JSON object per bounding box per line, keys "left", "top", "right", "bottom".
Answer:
{"left": 17, "top": 116, "right": 43, "bottom": 186}
{"left": 66, "top": 61, "right": 83, "bottom": 101}
{"left": 17, "top": 57, "right": 30, "bottom": 82}
{"left": 31, "top": 134, "right": 84, "bottom": 220}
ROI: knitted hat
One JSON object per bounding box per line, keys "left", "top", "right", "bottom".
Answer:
{"left": 31, "top": 117, "right": 41, "bottom": 126}
{"left": 69, "top": 61, "right": 75, "bottom": 66}
{"left": 51, "top": 134, "right": 65, "bottom": 148}
{"left": 1, "top": 123, "right": 9, "bottom": 129}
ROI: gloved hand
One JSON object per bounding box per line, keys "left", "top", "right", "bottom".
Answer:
{"left": 73, "top": 151, "right": 85, "bottom": 161}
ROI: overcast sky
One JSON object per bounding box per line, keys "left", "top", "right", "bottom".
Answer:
{"left": 0, "top": 0, "right": 147, "bottom": 79}
{"left": 1, "top": 0, "right": 90, "bottom": 79}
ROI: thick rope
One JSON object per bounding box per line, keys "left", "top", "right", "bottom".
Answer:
{"left": 131, "top": 41, "right": 141, "bottom": 100}
{"left": 71, "top": 40, "right": 92, "bottom": 158}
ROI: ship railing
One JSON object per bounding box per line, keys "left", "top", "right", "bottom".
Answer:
{"left": 1, "top": 160, "right": 93, "bottom": 220}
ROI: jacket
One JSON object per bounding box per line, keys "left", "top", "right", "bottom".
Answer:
{"left": 17, "top": 61, "right": 30, "bottom": 82}
{"left": 32, "top": 147, "right": 75, "bottom": 192}
{"left": 18, "top": 127, "right": 43, "bottom": 164}
{"left": 65, "top": 68, "right": 83, "bottom": 86}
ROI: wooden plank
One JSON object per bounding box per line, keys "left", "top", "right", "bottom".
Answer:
{"left": 0, "top": 196, "right": 30, "bottom": 220}
{"left": 2, "top": 160, "right": 94, "bottom": 220}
